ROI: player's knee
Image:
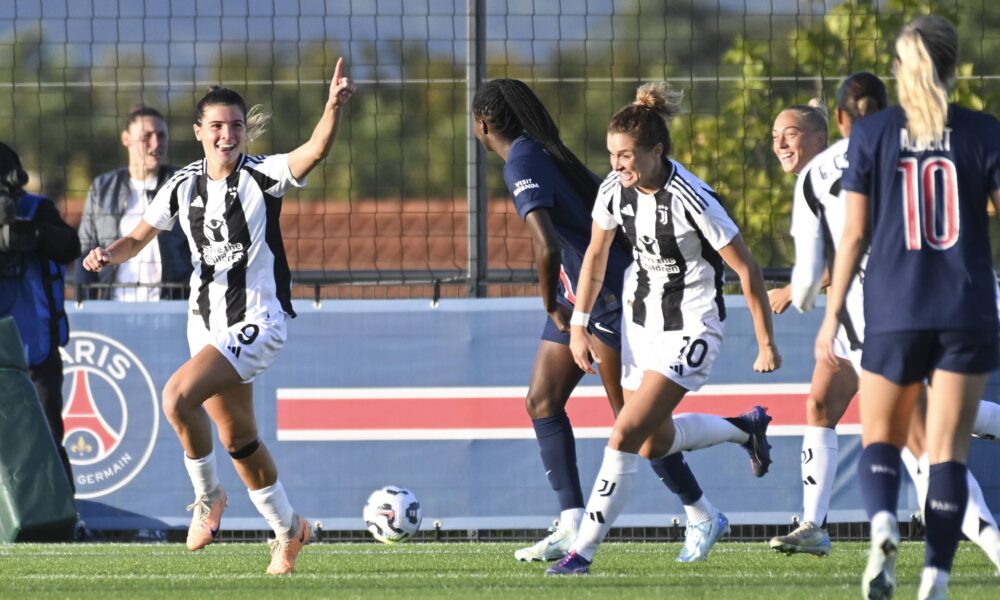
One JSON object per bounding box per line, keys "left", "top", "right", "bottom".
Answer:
{"left": 523, "top": 392, "right": 560, "bottom": 419}
{"left": 805, "top": 395, "right": 832, "bottom": 427}
{"left": 161, "top": 377, "right": 190, "bottom": 423}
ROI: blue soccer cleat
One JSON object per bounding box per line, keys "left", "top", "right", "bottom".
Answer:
{"left": 544, "top": 550, "right": 591, "bottom": 575}
{"left": 729, "top": 405, "right": 773, "bottom": 477}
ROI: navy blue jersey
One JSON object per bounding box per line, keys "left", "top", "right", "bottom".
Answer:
{"left": 503, "top": 135, "right": 629, "bottom": 317}
{"left": 842, "top": 105, "right": 1000, "bottom": 334}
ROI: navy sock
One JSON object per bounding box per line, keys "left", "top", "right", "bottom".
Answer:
{"left": 649, "top": 452, "right": 703, "bottom": 505}
{"left": 856, "top": 443, "right": 901, "bottom": 519}
{"left": 532, "top": 413, "right": 584, "bottom": 510}
{"left": 924, "top": 461, "right": 968, "bottom": 571}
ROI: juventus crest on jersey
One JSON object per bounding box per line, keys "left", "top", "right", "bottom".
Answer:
{"left": 593, "top": 159, "right": 739, "bottom": 332}
{"left": 144, "top": 153, "right": 303, "bottom": 331}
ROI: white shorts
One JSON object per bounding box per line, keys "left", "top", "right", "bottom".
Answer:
{"left": 620, "top": 315, "right": 724, "bottom": 392}
{"left": 834, "top": 325, "right": 863, "bottom": 375}
{"left": 187, "top": 312, "right": 287, "bottom": 383}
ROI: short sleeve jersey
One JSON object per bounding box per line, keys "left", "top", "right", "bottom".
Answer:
{"left": 790, "top": 138, "right": 865, "bottom": 344}
{"left": 144, "top": 153, "right": 304, "bottom": 331}
{"left": 593, "top": 159, "right": 739, "bottom": 332}
{"left": 503, "top": 135, "right": 629, "bottom": 317}
{"left": 842, "top": 105, "right": 1000, "bottom": 334}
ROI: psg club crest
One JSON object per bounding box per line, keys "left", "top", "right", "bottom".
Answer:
{"left": 59, "top": 332, "right": 160, "bottom": 499}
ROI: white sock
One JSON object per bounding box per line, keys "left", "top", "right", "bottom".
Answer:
{"left": 669, "top": 413, "right": 748, "bottom": 454}
{"left": 684, "top": 495, "right": 717, "bottom": 523}
{"left": 963, "top": 470, "right": 998, "bottom": 547}
{"left": 801, "top": 426, "right": 838, "bottom": 525}
{"left": 571, "top": 447, "right": 638, "bottom": 561}
{"left": 248, "top": 481, "right": 295, "bottom": 538}
{"left": 183, "top": 451, "right": 220, "bottom": 498}
{"left": 560, "top": 507, "right": 584, "bottom": 532}
{"left": 973, "top": 400, "right": 1000, "bottom": 440}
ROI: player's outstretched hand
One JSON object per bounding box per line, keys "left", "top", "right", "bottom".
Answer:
{"left": 329, "top": 57, "right": 357, "bottom": 109}
{"left": 82, "top": 247, "right": 111, "bottom": 272}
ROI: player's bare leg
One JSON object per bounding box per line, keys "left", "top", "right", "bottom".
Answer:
{"left": 162, "top": 348, "right": 242, "bottom": 551}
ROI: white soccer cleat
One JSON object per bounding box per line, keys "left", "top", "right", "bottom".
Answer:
{"left": 676, "top": 511, "right": 730, "bottom": 563}
{"left": 267, "top": 514, "right": 311, "bottom": 575}
{"left": 917, "top": 567, "right": 949, "bottom": 600}
{"left": 862, "top": 512, "right": 899, "bottom": 600}
{"left": 186, "top": 485, "right": 228, "bottom": 551}
{"left": 768, "top": 521, "right": 832, "bottom": 557}
{"left": 974, "top": 524, "right": 1000, "bottom": 575}
{"left": 514, "top": 525, "right": 576, "bottom": 562}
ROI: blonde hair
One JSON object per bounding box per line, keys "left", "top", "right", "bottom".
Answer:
{"left": 609, "top": 82, "right": 684, "bottom": 154}
{"left": 245, "top": 104, "right": 271, "bottom": 144}
{"left": 894, "top": 15, "right": 957, "bottom": 150}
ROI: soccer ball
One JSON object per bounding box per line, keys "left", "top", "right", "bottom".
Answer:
{"left": 363, "top": 486, "right": 422, "bottom": 543}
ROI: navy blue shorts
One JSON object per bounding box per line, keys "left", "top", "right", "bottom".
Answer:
{"left": 542, "top": 310, "right": 622, "bottom": 352}
{"left": 861, "top": 329, "right": 1000, "bottom": 385}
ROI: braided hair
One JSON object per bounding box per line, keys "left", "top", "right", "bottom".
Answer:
{"left": 472, "top": 79, "right": 600, "bottom": 209}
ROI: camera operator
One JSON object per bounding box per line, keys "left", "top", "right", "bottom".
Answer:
{"left": 0, "top": 142, "right": 81, "bottom": 491}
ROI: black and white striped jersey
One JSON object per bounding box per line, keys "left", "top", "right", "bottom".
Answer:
{"left": 790, "top": 138, "right": 865, "bottom": 345}
{"left": 144, "top": 153, "right": 304, "bottom": 331}
{"left": 593, "top": 159, "right": 739, "bottom": 331}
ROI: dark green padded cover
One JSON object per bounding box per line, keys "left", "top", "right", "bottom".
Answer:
{"left": 0, "top": 316, "right": 76, "bottom": 542}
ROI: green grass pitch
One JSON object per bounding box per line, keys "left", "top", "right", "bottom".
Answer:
{"left": 1, "top": 541, "right": 997, "bottom": 598}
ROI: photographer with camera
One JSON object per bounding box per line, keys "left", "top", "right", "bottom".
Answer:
{"left": 0, "top": 141, "right": 81, "bottom": 491}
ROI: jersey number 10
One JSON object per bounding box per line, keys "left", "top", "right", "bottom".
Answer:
{"left": 898, "top": 156, "right": 959, "bottom": 251}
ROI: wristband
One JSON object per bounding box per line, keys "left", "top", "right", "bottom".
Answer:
{"left": 569, "top": 311, "right": 590, "bottom": 327}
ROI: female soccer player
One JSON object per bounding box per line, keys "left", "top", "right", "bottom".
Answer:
{"left": 547, "top": 82, "right": 781, "bottom": 575}
{"left": 768, "top": 83, "right": 876, "bottom": 556}
{"left": 83, "top": 57, "right": 356, "bottom": 575}
{"left": 816, "top": 16, "right": 1000, "bottom": 599}
{"left": 472, "top": 78, "right": 631, "bottom": 562}
{"left": 472, "top": 79, "right": 769, "bottom": 564}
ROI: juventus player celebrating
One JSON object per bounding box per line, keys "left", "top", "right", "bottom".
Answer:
{"left": 472, "top": 79, "right": 770, "bottom": 564}
{"left": 547, "top": 82, "right": 781, "bottom": 575}
{"left": 817, "top": 16, "right": 1000, "bottom": 599}
{"left": 83, "top": 57, "right": 356, "bottom": 575}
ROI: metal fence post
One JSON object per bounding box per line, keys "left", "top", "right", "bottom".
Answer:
{"left": 466, "top": 0, "right": 487, "bottom": 297}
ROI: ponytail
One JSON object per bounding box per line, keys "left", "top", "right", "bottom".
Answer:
{"left": 894, "top": 16, "right": 957, "bottom": 150}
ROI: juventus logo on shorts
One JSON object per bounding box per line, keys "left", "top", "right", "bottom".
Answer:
{"left": 801, "top": 448, "right": 814, "bottom": 465}
{"left": 597, "top": 479, "right": 616, "bottom": 497}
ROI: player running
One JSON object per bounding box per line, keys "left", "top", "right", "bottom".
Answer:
{"left": 547, "top": 81, "right": 781, "bottom": 575}
{"left": 473, "top": 79, "right": 773, "bottom": 564}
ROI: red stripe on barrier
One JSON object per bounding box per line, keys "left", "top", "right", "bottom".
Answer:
{"left": 276, "top": 390, "right": 860, "bottom": 432}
